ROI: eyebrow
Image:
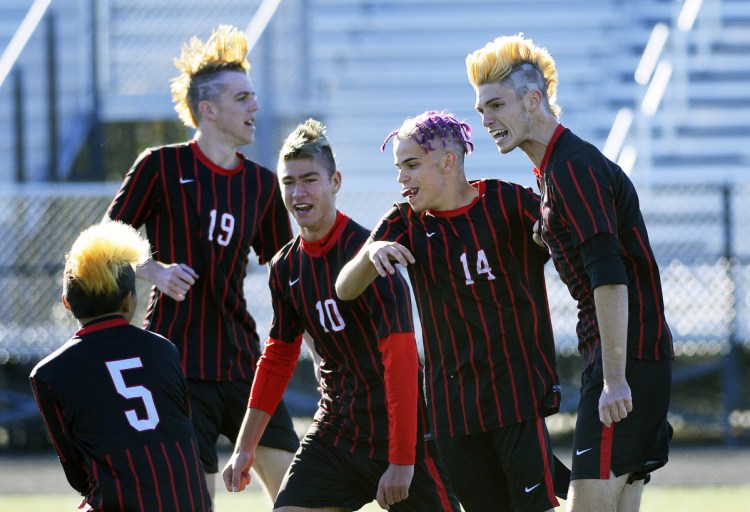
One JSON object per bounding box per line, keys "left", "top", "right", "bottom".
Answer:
{"left": 282, "top": 171, "right": 321, "bottom": 180}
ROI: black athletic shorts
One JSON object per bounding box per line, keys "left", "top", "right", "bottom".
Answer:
{"left": 571, "top": 358, "right": 672, "bottom": 481}
{"left": 435, "top": 417, "right": 560, "bottom": 512}
{"left": 187, "top": 379, "right": 299, "bottom": 473}
{"left": 274, "top": 430, "right": 460, "bottom": 511}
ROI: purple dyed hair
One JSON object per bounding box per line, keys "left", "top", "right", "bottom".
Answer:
{"left": 381, "top": 110, "right": 474, "bottom": 155}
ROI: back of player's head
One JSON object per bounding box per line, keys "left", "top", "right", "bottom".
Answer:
{"left": 171, "top": 25, "right": 251, "bottom": 128}
{"left": 63, "top": 221, "right": 151, "bottom": 319}
{"left": 381, "top": 110, "right": 474, "bottom": 158}
{"left": 278, "top": 118, "right": 337, "bottom": 177}
{"left": 466, "top": 33, "right": 561, "bottom": 118}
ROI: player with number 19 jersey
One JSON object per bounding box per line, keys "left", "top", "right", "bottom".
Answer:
{"left": 370, "top": 179, "right": 560, "bottom": 439}
{"left": 106, "top": 140, "right": 293, "bottom": 381}
{"left": 30, "top": 316, "right": 211, "bottom": 511}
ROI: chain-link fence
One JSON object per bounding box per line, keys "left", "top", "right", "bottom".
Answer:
{"left": 1, "top": 181, "right": 749, "bottom": 448}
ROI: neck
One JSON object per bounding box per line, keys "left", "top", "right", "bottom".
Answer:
{"left": 76, "top": 312, "right": 127, "bottom": 327}
{"left": 300, "top": 210, "right": 338, "bottom": 243}
{"left": 194, "top": 131, "right": 241, "bottom": 169}
{"left": 436, "top": 179, "right": 478, "bottom": 212}
{"left": 520, "top": 118, "right": 560, "bottom": 169}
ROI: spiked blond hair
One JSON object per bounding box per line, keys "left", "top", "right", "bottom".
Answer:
{"left": 466, "top": 34, "right": 561, "bottom": 118}
{"left": 279, "top": 119, "right": 337, "bottom": 177}
{"left": 170, "top": 25, "right": 251, "bottom": 128}
{"left": 63, "top": 221, "right": 151, "bottom": 318}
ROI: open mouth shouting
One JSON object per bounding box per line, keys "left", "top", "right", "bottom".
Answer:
{"left": 401, "top": 188, "right": 418, "bottom": 201}
{"left": 490, "top": 128, "right": 509, "bottom": 144}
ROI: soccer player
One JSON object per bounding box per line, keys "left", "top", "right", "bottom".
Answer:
{"left": 335, "top": 111, "right": 563, "bottom": 512}
{"left": 105, "top": 25, "right": 298, "bottom": 500}
{"left": 222, "top": 119, "right": 460, "bottom": 511}
{"left": 466, "top": 34, "right": 675, "bottom": 512}
{"left": 29, "top": 221, "right": 211, "bottom": 511}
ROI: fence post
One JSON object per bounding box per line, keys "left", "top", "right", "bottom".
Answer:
{"left": 722, "top": 183, "right": 742, "bottom": 445}
{"left": 46, "top": 13, "right": 58, "bottom": 182}
{"left": 13, "top": 68, "right": 25, "bottom": 183}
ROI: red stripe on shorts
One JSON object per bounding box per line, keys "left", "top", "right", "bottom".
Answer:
{"left": 600, "top": 423, "right": 614, "bottom": 479}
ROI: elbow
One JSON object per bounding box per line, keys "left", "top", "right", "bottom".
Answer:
{"left": 335, "top": 278, "right": 354, "bottom": 301}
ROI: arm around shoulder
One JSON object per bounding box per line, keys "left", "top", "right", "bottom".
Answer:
{"left": 336, "top": 240, "right": 415, "bottom": 300}
{"left": 335, "top": 243, "right": 381, "bottom": 300}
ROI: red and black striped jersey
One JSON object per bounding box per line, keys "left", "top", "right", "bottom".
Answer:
{"left": 106, "top": 140, "right": 293, "bottom": 381}
{"left": 29, "top": 316, "right": 211, "bottom": 512}
{"left": 370, "top": 179, "right": 560, "bottom": 438}
{"left": 537, "top": 125, "right": 674, "bottom": 369}
{"left": 267, "top": 212, "right": 425, "bottom": 462}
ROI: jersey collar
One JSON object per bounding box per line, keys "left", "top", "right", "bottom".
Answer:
{"left": 534, "top": 123, "right": 566, "bottom": 178}
{"left": 300, "top": 210, "right": 350, "bottom": 257}
{"left": 75, "top": 315, "right": 129, "bottom": 337}
{"left": 428, "top": 180, "right": 486, "bottom": 218}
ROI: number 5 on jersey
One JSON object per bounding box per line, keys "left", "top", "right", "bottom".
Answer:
{"left": 106, "top": 358, "right": 160, "bottom": 432}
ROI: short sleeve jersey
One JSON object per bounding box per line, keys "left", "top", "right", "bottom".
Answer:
{"left": 370, "top": 180, "right": 560, "bottom": 438}
{"left": 538, "top": 125, "right": 674, "bottom": 369}
{"left": 29, "top": 316, "right": 211, "bottom": 511}
{"left": 269, "top": 212, "right": 424, "bottom": 461}
{"left": 106, "top": 140, "right": 293, "bottom": 381}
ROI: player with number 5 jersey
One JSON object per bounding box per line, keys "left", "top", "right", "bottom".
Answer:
{"left": 30, "top": 221, "right": 210, "bottom": 511}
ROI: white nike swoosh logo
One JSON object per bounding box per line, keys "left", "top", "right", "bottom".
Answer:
{"left": 426, "top": 232, "right": 436, "bottom": 237}
{"left": 289, "top": 277, "right": 300, "bottom": 286}
{"left": 179, "top": 178, "right": 195, "bottom": 184}
{"left": 576, "top": 448, "right": 593, "bottom": 455}
{"left": 524, "top": 483, "right": 540, "bottom": 493}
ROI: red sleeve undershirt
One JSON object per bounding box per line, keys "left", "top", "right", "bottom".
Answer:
{"left": 379, "top": 332, "right": 419, "bottom": 465}
{"left": 249, "top": 336, "right": 302, "bottom": 414}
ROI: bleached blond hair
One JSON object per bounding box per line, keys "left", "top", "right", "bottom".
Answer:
{"left": 279, "top": 119, "right": 337, "bottom": 177}
{"left": 170, "top": 25, "right": 251, "bottom": 128}
{"left": 63, "top": 221, "right": 151, "bottom": 318}
{"left": 466, "top": 33, "right": 561, "bottom": 118}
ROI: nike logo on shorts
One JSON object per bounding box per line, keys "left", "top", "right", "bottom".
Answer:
{"left": 576, "top": 448, "right": 593, "bottom": 456}
{"left": 524, "top": 483, "right": 540, "bottom": 493}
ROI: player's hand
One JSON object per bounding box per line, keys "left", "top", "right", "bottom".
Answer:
{"left": 532, "top": 220, "right": 546, "bottom": 248}
{"left": 376, "top": 463, "right": 414, "bottom": 510}
{"left": 222, "top": 449, "right": 255, "bottom": 493}
{"left": 154, "top": 262, "right": 198, "bottom": 301}
{"left": 599, "top": 379, "right": 633, "bottom": 427}
{"left": 366, "top": 241, "right": 415, "bottom": 277}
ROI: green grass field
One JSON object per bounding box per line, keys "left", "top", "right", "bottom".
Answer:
{"left": 0, "top": 486, "right": 748, "bottom": 511}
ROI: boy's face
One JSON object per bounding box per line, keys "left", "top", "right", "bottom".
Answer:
{"left": 393, "top": 137, "right": 446, "bottom": 213}
{"left": 203, "top": 71, "right": 260, "bottom": 147}
{"left": 278, "top": 157, "right": 340, "bottom": 241}
{"left": 474, "top": 82, "right": 533, "bottom": 155}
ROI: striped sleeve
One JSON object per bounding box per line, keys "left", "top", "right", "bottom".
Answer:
{"left": 251, "top": 169, "right": 293, "bottom": 264}
{"left": 29, "top": 372, "right": 90, "bottom": 494}
{"left": 549, "top": 160, "right": 616, "bottom": 247}
{"left": 106, "top": 148, "right": 162, "bottom": 228}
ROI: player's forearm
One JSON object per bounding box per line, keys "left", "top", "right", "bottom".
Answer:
{"left": 594, "top": 284, "right": 629, "bottom": 383}
{"left": 335, "top": 249, "right": 379, "bottom": 300}
{"left": 233, "top": 408, "right": 272, "bottom": 455}
{"left": 135, "top": 258, "right": 162, "bottom": 284}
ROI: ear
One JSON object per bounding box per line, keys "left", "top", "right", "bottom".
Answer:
{"left": 331, "top": 171, "right": 342, "bottom": 194}
{"left": 441, "top": 150, "right": 458, "bottom": 174}
{"left": 61, "top": 294, "right": 71, "bottom": 311}
{"left": 527, "top": 89, "right": 543, "bottom": 112}
{"left": 120, "top": 291, "right": 135, "bottom": 315}
{"left": 198, "top": 100, "right": 215, "bottom": 121}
